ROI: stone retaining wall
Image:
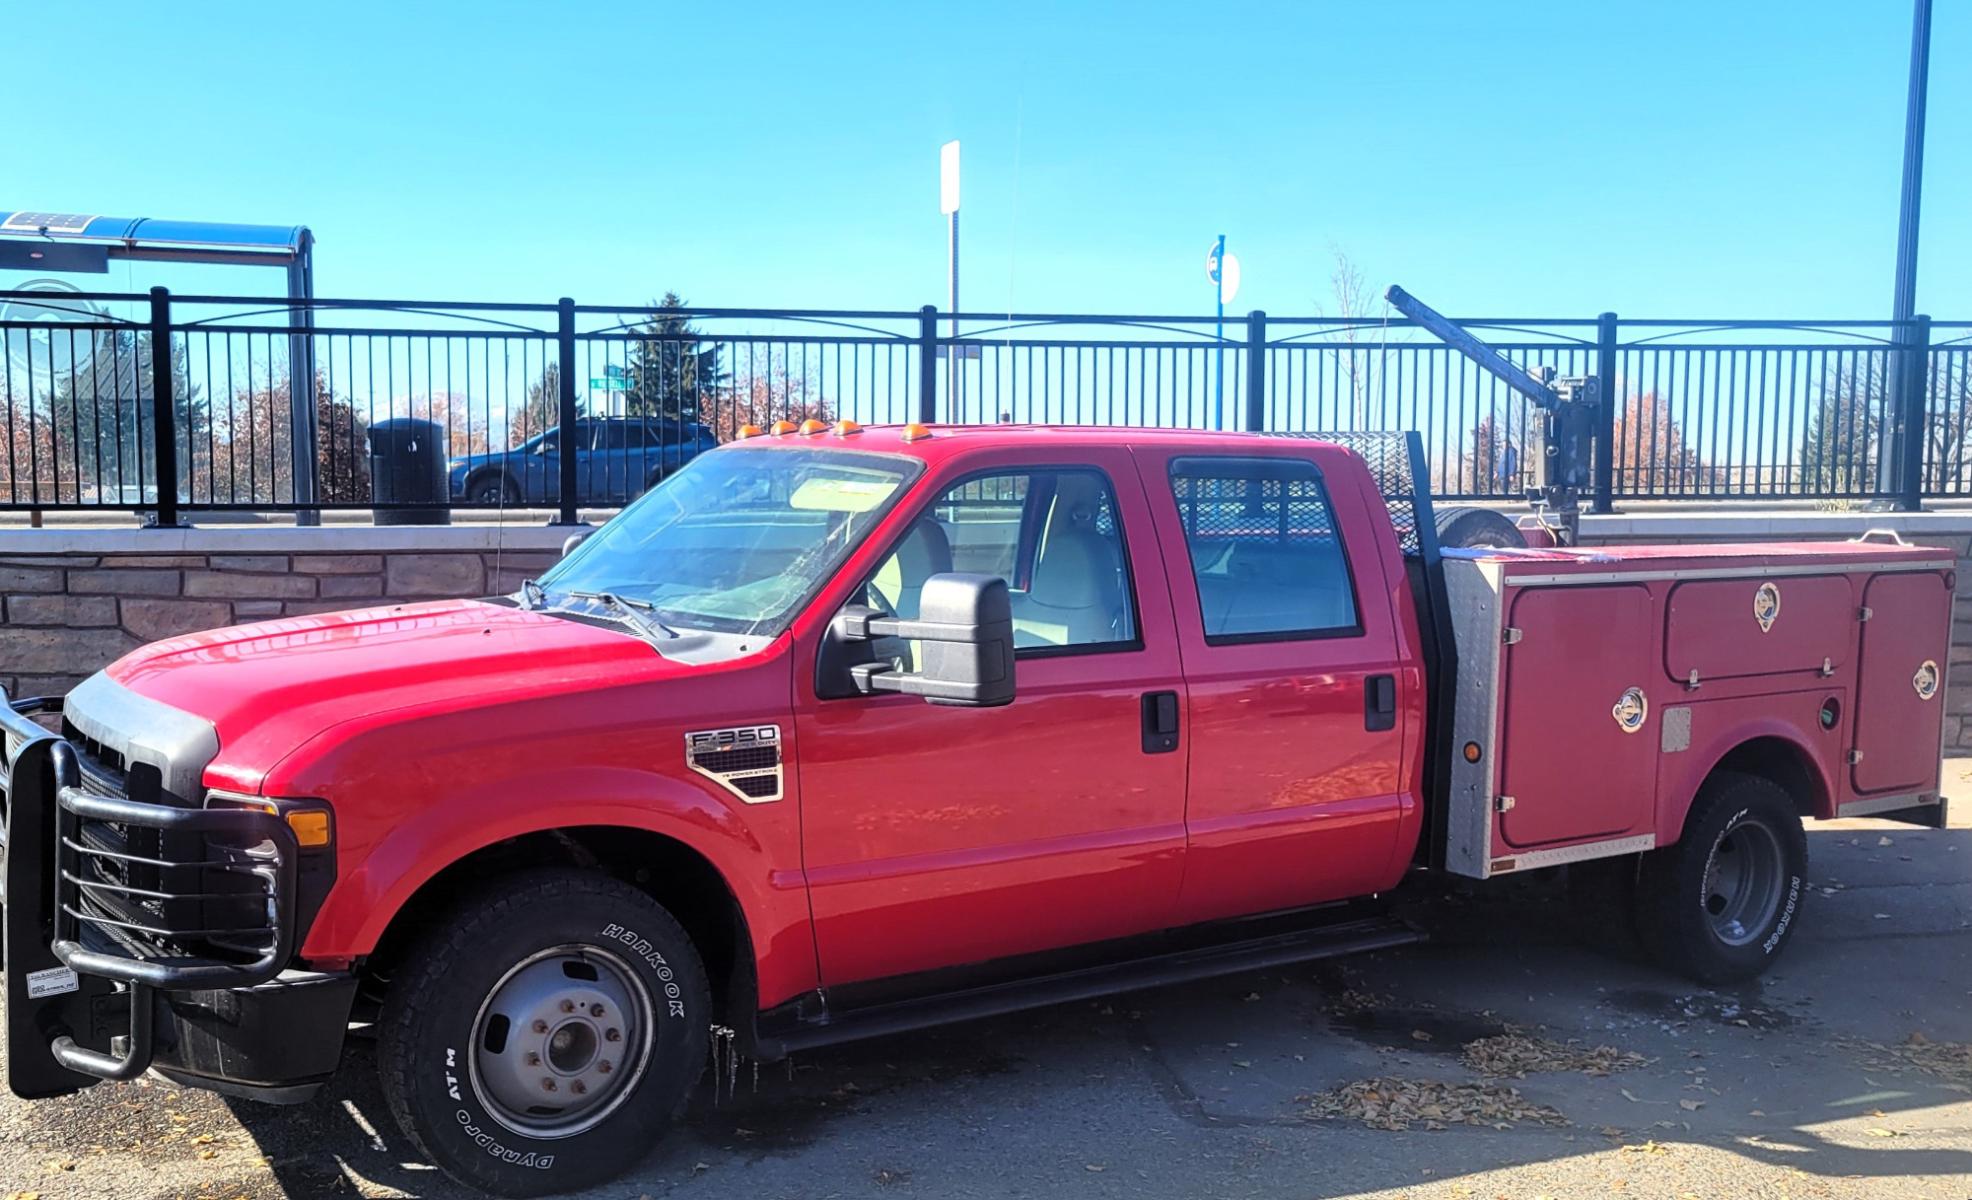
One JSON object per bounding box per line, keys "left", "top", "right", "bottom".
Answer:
{"left": 0, "top": 528, "right": 566, "bottom": 698}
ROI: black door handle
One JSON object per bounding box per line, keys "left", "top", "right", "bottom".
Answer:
{"left": 1364, "top": 674, "right": 1396, "bottom": 732}
{"left": 1141, "top": 690, "right": 1180, "bottom": 754}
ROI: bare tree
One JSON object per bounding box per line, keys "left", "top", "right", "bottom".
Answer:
{"left": 1310, "top": 247, "right": 1383, "bottom": 427}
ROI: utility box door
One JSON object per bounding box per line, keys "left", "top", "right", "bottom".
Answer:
{"left": 1852, "top": 571, "right": 1951, "bottom": 795}
{"left": 1499, "top": 585, "right": 1657, "bottom": 848}
{"left": 1663, "top": 575, "right": 1853, "bottom": 684}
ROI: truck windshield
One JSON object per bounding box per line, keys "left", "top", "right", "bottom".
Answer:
{"left": 534, "top": 446, "right": 922, "bottom": 637}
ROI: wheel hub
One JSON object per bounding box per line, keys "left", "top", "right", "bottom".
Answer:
{"left": 469, "top": 946, "right": 654, "bottom": 1138}
{"left": 1702, "top": 818, "right": 1784, "bottom": 947}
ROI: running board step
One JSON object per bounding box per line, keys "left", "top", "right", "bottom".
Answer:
{"left": 755, "top": 913, "right": 1421, "bottom": 1060}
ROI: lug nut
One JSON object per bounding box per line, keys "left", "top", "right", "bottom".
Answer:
{"left": 542, "top": 1079, "right": 557, "bottom": 1092}
{"left": 523, "top": 1052, "right": 541, "bottom": 1066}
{"left": 532, "top": 1019, "right": 549, "bottom": 1033}
{"left": 560, "top": 999, "right": 576, "bottom": 1013}
{"left": 605, "top": 1028, "right": 621, "bottom": 1043}
{"left": 597, "top": 1060, "right": 613, "bottom": 1074}
{"left": 589, "top": 1003, "right": 605, "bottom": 1017}
{"left": 570, "top": 1081, "right": 587, "bottom": 1095}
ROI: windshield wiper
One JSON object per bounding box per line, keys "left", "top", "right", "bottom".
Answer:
{"left": 517, "top": 577, "right": 546, "bottom": 610}
{"left": 562, "top": 589, "right": 679, "bottom": 641}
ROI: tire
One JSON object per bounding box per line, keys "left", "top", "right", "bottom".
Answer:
{"left": 468, "top": 474, "right": 520, "bottom": 505}
{"left": 1434, "top": 505, "right": 1528, "bottom": 549}
{"left": 378, "top": 869, "right": 712, "bottom": 1197}
{"left": 1636, "top": 772, "right": 1807, "bottom": 984}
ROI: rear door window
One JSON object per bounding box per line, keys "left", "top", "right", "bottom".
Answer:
{"left": 1167, "top": 457, "right": 1360, "bottom": 643}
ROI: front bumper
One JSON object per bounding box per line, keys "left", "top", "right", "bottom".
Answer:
{"left": 2, "top": 687, "right": 339, "bottom": 1100}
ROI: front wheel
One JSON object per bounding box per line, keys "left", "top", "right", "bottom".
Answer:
{"left": 378, "top": 869, "right": 711, "bottom": 1197}
{"left": 1636, "top": 772, "right": 1807, "bottom": 984}
{"left": 468, "top": 474, "right": 520, "bottom": 505}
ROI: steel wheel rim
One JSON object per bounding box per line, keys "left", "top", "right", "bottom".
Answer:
{"left": 1703, "top": 818, "right": 1784, "bottom": 947}
{"left": 468, "top": 944, "right": 656, "bottom": 1139}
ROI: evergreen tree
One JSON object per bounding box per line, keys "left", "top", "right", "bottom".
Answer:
{"left": 46, "top": 328, "right": 205, "bottom": 502}
{"left": 623, "top": 294, "right": 726, "bottom": 422}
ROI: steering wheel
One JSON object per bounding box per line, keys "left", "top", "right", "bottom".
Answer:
{"left": 864, "top": 579, "right": 898, "bottom": 616}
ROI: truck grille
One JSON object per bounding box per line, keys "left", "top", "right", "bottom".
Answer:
{"left": 56, "top": 720, "right": 284, "bottom": 969}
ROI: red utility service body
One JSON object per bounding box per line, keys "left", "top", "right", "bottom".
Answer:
{"left": 1442, "top": 540, "right": 1952, "bottom": 879}
{"left": 95, "top": 426, "right": 1950, "bottom": 1014}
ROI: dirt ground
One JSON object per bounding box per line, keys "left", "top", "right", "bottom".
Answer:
{"left": 5, "top": 772, "right": 1971, "bottom": 1200}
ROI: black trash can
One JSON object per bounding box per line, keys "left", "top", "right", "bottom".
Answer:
{"left": 367, "top": 417, "right": 451, "bottom": 526}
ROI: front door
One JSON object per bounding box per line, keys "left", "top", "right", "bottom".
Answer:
{"left": 794, "top": 451, "right": 1189, "bottom": 986}
{"left": 1138, "top": 447, "right": 1418, "bottom": 925}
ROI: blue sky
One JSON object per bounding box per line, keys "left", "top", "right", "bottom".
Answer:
{"left": 4, "top": 0, "right": 1965, "bottom": 321}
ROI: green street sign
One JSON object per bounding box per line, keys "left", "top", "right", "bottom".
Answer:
{"left": 589, "top": 377, "right": 632, "bottom": 390}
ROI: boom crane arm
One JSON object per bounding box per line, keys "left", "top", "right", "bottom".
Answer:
{"left": 1384, "top": 284, "right": 1599, "bottom": 545}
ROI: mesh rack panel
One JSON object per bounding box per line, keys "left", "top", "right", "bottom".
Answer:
{"left": 1260, "top": 431, "right": 1430, "bottom": 559}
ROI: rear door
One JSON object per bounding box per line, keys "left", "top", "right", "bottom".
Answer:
{"left": 1852, "top": 570, "right": 1952, "bottom": 794}
{"left": 1140, "top": 447, "right": 1416, "bottom": 926}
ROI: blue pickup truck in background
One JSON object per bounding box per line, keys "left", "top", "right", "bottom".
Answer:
{"left": 448, "top": 417, "right": 719, "bottom": 506}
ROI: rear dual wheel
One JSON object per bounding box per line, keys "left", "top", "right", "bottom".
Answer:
{"left": 378, "top": 869, "right": 711, "bottom": 1197}
{"left": 1637, "top": 772, "right": 1807, "bottom": 984}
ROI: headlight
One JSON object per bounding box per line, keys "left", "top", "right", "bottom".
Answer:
{"left": 447, "top": 459, "right": 469, "bottom": 472}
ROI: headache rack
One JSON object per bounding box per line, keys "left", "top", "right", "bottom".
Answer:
{"left": 2, "top": 689, "right": 298, "bottom": 1085}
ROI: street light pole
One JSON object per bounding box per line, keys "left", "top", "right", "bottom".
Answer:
{"left": 1891, "top": 0, "right": 1931, "bottom": 329}
{"left": 1879, "top": 0, "right": 1933, "bottom": 506}
{"left": 941, "top": 140, "right": 962, "bottom": 422}
{"left": 1213, "top": 233, "right": 1226, "bottom": 431}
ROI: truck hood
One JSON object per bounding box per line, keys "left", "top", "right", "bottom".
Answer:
{"left": 104, "top": 599, "right": 693, "bottom": 788}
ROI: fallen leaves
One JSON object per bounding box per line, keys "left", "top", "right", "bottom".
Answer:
{"left": 1846, "top": 1032, "right": 1972, "bottom": 1087}
{"left": 1305, "top": 1076, "right": 1567, "bottom": 1132}
{"left": 1462, "top": 1034, "right": 1649, "bottom": 1079}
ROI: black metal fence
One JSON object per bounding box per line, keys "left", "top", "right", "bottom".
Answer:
{"left": 1, "top": 287, "right": 1966, "bottom": 524}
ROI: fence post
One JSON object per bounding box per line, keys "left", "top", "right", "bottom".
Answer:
{"left": 1243, "top": 310, "right": 1267, "bottom": 433}
{"left": 916, "top": 305, "right": 939, "bottom": 424}
{"left": 554, "top": 297, "right": 581, "bottom": 525}
{"left": 1591, "top": 311, "right": 1618, "bottom": 513}
{"left": 147, "top": 286, "right": 181, "bottom": 528}
{"left": 1895, "top": 314, "right": 1932, "bottom": 510}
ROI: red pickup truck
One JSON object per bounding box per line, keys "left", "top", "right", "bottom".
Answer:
{"left": 1, "top": 423, "right": 1953, "bottom": 1196}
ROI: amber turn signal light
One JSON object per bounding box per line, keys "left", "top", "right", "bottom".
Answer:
{"left": 1462, "top": 741, "right": 1483, "bottom": 763}
{"left": 286, "top": 810, "right": 333, "bottom": 848}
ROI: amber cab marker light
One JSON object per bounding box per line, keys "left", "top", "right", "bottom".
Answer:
{"left": 1462, "top": 741, "right": 1483, "bottom": 763}
{"left": 736, "top": 424, "right": 764, "bottom": 439}
{"left": 769, "top": 420, "right": 797, "bottom": 435}
{"left": 901, "top": 422, "right": 932, "bottom": 442}
{"left": 833, "top": 419, "right": 862, "bottom": 436}
{"left": 798, "top": 418, "right": 829, "bottom": 435}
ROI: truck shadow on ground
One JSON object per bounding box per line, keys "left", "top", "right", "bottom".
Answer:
{"left": 221, "top": 823, "right": 1972, "bottom": 1198}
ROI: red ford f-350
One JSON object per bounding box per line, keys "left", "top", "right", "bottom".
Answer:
{"left": 1, "top": 423, "right": 1952, "bottom": 1195}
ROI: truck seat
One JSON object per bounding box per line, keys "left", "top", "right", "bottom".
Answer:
{"left": 871, "top": 518, "right": 953, "bottom": 618}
